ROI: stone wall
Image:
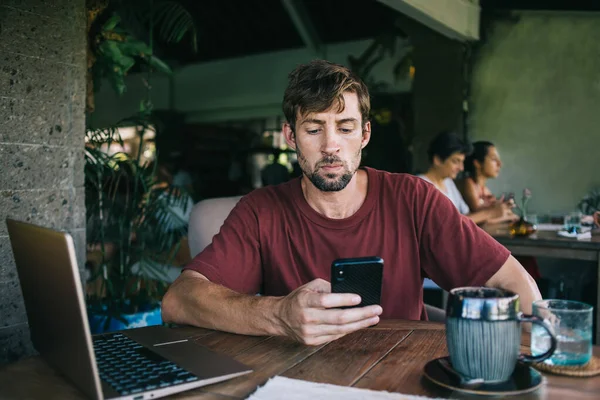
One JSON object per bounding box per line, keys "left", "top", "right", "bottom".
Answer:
{"left": 0, "top": 0, "right": 87, "bottom": 364}
{"left": 469, "top": 11, "right": 600, "bottom": 214}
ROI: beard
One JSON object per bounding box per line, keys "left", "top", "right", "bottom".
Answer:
{"left": 296, "top": 147, "right": 360, "bottom": 192}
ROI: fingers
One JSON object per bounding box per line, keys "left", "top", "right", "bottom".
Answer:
{"left": 295, "top": 313, "right": 381, "bottom": 345}
{"left": 302, "top": 334, "right": 346, "bottom": 346}
{"left": 314, "top": 305, "right": 382, "bottom": 325}
{"left": 303, "top": 291, "right": 361, "bottom": 309}
{"left": 300, "top": 316, "right": 381, "bottom": 345}
{"left": 302, "top": 278, "right": 331, "bottom": 293}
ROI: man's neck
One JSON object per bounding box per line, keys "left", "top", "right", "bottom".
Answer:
{"left": 300, "top": 169, "right": 368, "bottom": 219}
{"left": 424, "top": 170, "right": 447, "bottom": 192}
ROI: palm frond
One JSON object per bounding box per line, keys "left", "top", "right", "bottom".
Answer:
{"left": 154, "top": 2, "right": 197, "bottom": 52}
{"left": 85, "top": 126, "right": 192, "bottom": 314}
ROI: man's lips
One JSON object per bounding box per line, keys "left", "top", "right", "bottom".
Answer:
{"left": 320, "top": 164, "right": 342, "bottom": 170}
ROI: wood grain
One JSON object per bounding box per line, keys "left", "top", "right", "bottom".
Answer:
{"left": 193, "top": 331, "right": 270, "bottom": 357}
{"left": 2, "top": 321, "right": 599, "bottom": 400}
{"left": 198, "top": 336, "right": 325, "bottom": 398}
{"left": 282, "top": 329, "right": 412, "bottom": 386}
{"left": 373, "top": 319, "right": 445, "bottom": 330}
{"left": 353, "top": 330, "right": 449, "bottom": 398}
{"left": 0, "top": 357, "right": 87, "bottom": 400}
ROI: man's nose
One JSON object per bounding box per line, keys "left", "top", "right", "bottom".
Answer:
{"left": 321, "top": 129, "right": 340, "bottom": 154}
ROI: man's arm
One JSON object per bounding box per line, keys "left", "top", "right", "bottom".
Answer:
{"left": 467, "top": 202, "right": 518, "bottom": 225}
{"left": 484, "top": 255, "right": 542, "bottom": 315}
{"left": 162, "top": 270, "right": 382, "bottom": 345}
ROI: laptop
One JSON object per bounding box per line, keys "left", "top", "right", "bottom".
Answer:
{"left": 6, "top": 218, "right": 252, "bottom": 400}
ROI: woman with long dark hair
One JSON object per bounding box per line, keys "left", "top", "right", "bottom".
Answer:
{"left": 458, "top": 140, "right": 542, "bottom": 281}
{"left": 459, "top": 141, "right": 503, "bottom": 210}
{"left": 420, "top": 132, "right": 516, "bottom": 224}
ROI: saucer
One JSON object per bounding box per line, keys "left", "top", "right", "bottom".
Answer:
{"left": 423, "top": 356, "right": 544, "bottom": 396}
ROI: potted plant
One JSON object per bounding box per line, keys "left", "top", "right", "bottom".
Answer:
{"left": 85, "top": 122, "right": 192, "bottom": 333}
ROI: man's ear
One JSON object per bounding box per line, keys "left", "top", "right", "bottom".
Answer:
{"left": 361, "top": 121, "right": 371, "bottom": 149}
{"left": 283, "top": 123, "right": 296, "bottom": 150}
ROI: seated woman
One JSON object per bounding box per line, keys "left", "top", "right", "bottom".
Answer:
{"left": 419, "top": 131, "right": 517, "bottom": 225}
{"left": 456, "top": 139, "right": 542, "bottom": 280}
{"left": 457, "top": 141, "right": 503, "bottom": 211}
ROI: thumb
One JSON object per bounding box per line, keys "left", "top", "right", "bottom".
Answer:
{"left": 303, "top": 278, "right": 331, "bottom": 293}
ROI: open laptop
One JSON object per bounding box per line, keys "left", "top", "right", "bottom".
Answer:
{"left": 6, "top": 218, "right": 252, "bottom": 400}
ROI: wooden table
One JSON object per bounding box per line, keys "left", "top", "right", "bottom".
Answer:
{"left": 1, "top": 320, "right": 598, "bottom": 399}
{"left": 486, "top": 225, "right": 600, "bottom": 344}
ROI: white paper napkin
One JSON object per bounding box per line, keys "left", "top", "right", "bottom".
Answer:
{"left": 246, "top": 376, "right": 443, "bottom": 400}
{"left": 557, "top": 227, "right": 592, "bottom": 240}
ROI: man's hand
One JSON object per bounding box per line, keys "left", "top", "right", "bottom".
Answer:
{"left": 274, "top": 279, "right": 382, "bottom": 345}
{"left": 488, "top": 201, "right": 519, "bottom": 223}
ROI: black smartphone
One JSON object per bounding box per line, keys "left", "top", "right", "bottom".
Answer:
{"left": 331, "top": 256, "right": 384, "bottom": 308}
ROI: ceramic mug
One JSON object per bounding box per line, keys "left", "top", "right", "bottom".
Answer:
{"left": 446, "top": 287, "right": 557, "bottom": 383}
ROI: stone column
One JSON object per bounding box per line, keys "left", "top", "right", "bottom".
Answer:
{"left": 0, "top": 0, "right": 87, "bottom": 364}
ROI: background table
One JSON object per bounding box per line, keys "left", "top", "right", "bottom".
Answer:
{"left": 486, "top": 224, "right": 600, "bottom": 344}
{"left": 0, "top": 320, "right": 598, "bottom": 399}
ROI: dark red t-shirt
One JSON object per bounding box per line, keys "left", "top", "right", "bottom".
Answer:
{"left": 184, "top": 167, "right": 510, "bottom": 320}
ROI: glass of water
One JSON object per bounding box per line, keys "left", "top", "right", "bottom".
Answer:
{"left": 531, "top": 299, "right": 593, "bottom": 366}
{"left": 564, "top": 211, "right": 582, "bottom": 232}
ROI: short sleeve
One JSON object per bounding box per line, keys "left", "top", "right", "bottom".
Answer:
{"left": 183, "top": 196, "right": 262, "bottom": 294}
{"left": 417, "top": 185, "right": 510, "bottom": 291}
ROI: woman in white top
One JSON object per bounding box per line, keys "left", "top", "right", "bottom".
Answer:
{"left": 419, "top": 131, "right": 517, "bottom": 225}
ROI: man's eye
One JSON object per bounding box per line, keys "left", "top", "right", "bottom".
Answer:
{"left": 307, "top": 129, "right": 320, "bottom": 134}
{"left": 340, "top": 128, "right": 352, "bottom": 133}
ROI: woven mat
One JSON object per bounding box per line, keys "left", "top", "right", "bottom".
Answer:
{"left": 533, "top": 355, "right": 600, "bottom": 377}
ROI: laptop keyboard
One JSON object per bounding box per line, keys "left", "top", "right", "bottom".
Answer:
{"left": 93, "top": 332, "right": 199, "bottom": 396}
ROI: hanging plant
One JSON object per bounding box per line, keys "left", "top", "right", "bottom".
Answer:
{"left": 86, "top": 0, "right": 197, "bottom": 113}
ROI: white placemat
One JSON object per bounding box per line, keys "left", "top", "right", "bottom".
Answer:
{"left": 246, "top": 376, "right": 443, "bottom": 400}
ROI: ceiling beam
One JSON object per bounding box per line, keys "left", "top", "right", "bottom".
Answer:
{"left": 377, "top": 0, "right": 480, "bottom": 41}
{"left": 281, "top": 0, "right": 324, "bottom": 57}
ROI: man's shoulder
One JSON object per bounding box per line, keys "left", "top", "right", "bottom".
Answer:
{"left": 366, "top": 168, "right": 434, "bottom": 194}
{"left": 240, "top": 178, "right": 298, "bottom": 210}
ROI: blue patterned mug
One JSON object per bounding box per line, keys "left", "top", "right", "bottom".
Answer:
{"left": 446, "top": 287, "right": 557, "bottom": 383}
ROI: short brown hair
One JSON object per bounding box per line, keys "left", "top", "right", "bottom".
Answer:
{"left": 282, "top": 60, "right": 371, "bottom": 131}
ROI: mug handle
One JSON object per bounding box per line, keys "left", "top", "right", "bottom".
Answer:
{"left": 517, "top": 313, "right": 557, "bottom": 363}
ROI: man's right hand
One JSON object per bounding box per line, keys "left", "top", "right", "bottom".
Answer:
{"left": 274, "top": 278, "right": 382, "bottom": 346}
{"left": 489, "top": 201, "right": 519, "bottom": 223}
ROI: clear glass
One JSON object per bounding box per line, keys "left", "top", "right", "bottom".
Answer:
{"left": 564, "top": 211, "right": 583, "bottom": 232}
{"left": 525, "top": 213, "right": 538, "bottom": 225}
{"left": 531, "top": 299, "right": 593, "bottom": 366}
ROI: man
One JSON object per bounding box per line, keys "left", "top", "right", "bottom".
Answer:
{"left": 419, "top": 130, "right": 517, "bottom": 225}
{"left": 162, "top": 60, "right": 541, "bottom": 345}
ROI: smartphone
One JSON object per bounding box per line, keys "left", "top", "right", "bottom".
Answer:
{"left": 331, "top": 256, "right": 384, "bottom": 308}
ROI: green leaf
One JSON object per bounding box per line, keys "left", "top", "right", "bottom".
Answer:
{"left": 147, "top": 55, "right": 172, "bottom": 75}
{"left": 102, "top": 13, "right": 122, "bottom": 32}
{"left": 117, "top": 55, "right": 136, "bottom": 72}
{"left": 154, "top": 2, "right": 197, "bottom": 49}
{"left": 98, "top": 40, "right": 125, "bottom": 62}
{"left": 119, "top": 40, "right": 152, "bottom": 57}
